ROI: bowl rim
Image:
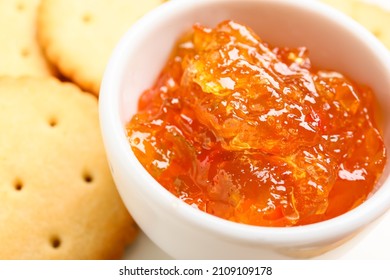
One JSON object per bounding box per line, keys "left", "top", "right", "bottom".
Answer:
{"left": 100, "top": 0, "right": 390, "bottom": 246}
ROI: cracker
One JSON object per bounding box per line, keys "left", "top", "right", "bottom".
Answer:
{"left": 0, "top": 0, "right": 54, "bottom": 77}
{"left": 321, "top": 0, "right": 357, "bottom": 14}
{"left": 351, "top": 1, "right": 390, "bottom": 49}
{"left": 322, "top": 0, "right": 390, "bottom": 49}
{"left": 0, "top": 77, "right": 137, "bottom": 259}
{"left": 37, "top": 0, "right": 165, "bottom": 95}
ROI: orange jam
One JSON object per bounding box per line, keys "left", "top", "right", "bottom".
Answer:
{"left": 127, "top": 20, "right": 387, "bottom": 226}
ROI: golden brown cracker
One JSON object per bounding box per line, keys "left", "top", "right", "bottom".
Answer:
{"left": 37, "top": 0, "right": 165, "bottom": 95}
{"left": 0, "top": 0, "right": 54, "bottom": 77}
{"left": 0, "top": 77, "right": 137, "bottom": 259}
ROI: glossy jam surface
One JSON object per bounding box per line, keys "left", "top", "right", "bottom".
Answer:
{"left": 127, "top": 21, "right": 386, "bottom": 226}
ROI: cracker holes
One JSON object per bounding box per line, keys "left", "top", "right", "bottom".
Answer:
{"left": 13, "top": 179, "right": 23, "bottom": 191}
{"left": 50, "top": 236, "right": 61, "bottom": 249}
{"left": 82, "top": 171, "right": 94, "bottom": 184}
{"left": 82, "top": 13, "right": 93, "bottom": 24}
{"left": 373, "top": 29, "right": 382, "bottom": 39}
{"left": 16, "top": 2, "right": 25, "bottom": 12}
{"left": 20, "top": 48, "right": 30, "bottom": 58}
{"left": 47, "top": 116, "right": 58, "bottom": 128}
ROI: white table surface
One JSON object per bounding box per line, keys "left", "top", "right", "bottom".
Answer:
{"left": 124, "top": 210, "right": 390, "bottom": 260}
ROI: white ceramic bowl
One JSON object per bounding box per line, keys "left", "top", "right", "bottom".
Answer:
{"left": 100, "top": 0, "right": 390, "bottom": 259}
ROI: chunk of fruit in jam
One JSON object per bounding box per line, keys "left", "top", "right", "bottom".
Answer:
{"left": 127, "top": 20, "right": 386, "bottom": 226}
